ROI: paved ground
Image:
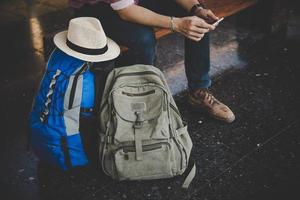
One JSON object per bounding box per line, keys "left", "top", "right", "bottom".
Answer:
{"left": 0, "top": 1, "right": 299, "bottom": 200}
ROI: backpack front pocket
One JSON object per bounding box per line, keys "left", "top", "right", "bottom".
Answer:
{"left": 112, "top": 85, "right": 168, "bottom": 143}
{"left": 114, "top": 143, "right": 173, "bottom": 180}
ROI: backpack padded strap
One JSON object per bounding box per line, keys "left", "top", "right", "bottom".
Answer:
{"left": 182, "top": 163, "right": 196, "bottom": 189}
{"left": 181, "top": 158, "right": 196, "bottom": 189}
{"left": 61, "top": 136, "right": 72, "bottom": 169}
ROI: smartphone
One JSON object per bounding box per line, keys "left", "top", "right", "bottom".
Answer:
{"left": 212, "top": 17, "right": 224, "bottom": 26}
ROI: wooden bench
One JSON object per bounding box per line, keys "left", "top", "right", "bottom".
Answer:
{"left": 44, "top": 0, "right": 259, "bottom": 58}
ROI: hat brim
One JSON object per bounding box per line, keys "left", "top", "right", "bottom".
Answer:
{"left": 54, "top": 31, "right": 120, "bottom": 62}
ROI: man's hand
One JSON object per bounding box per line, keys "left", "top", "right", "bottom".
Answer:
{"left": 194, "top": 8, "right": 219, "bottom": 24}
{"left": 115, "top": 4, "right": 217, "bottom": 42}
{"left": 173, "top": 16, "right": 215, "bottom": 42}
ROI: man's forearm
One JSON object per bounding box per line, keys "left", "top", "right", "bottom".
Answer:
{"left": 115, "top": 2, "right": 215, "bottom": 42}
{"left": 116, "top": 4, "right": 171, "bottom": 29}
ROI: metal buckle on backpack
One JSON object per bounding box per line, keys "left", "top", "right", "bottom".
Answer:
{"left": 133, "top": 122, "right": 143, "bottom": 129}
{"left": 133, "top": 111, "right": 144, "bottom": 129}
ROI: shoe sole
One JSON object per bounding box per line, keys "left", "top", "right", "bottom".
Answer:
{"left": 187, "top": 100, "right": 235, "bottom": 123}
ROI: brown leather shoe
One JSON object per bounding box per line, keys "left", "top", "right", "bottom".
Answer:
{"left": 188, "top": 89, "right": 235, "bottom": 123}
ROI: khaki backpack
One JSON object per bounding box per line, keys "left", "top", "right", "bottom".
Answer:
{"left": 98, "top": 65, "right": 195, "bottom": 188}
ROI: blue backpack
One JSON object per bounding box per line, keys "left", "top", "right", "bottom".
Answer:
{"left": 30, "top": 48, "right": 95, "bottom": 170}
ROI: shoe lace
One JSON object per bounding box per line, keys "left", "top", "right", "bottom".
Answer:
{"left": 197, "top": 89, "right": 220, "bottom": 106}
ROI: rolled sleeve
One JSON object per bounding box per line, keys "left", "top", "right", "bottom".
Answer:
{"left": 110, "top": 0, "right": 135, "bottom": 10}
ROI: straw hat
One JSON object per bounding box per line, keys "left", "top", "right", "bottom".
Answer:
{"left": 54, "top": 17, "right": 120, "bottom": 62}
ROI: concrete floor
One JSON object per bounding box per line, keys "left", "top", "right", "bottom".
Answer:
{"left": 0, "top": 1, "right": 299, "bottom": 200}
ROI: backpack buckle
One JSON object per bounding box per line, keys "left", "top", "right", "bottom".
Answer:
{"left": 133, "top": 122, "right": 143, "bottom": 129}
{"left": 133, "top": 112, "right": 144, "bottom": 129}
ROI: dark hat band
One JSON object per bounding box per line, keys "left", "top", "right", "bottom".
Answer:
{"left": 66, "top": 39, "right": 108, "bottom": 55}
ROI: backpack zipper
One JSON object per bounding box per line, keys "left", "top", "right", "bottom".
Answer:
{"left": 121, "top": 89, "right": 155, "bottom": 97}
{"left": 116, "top": 142, "right": 169, "bottom": 153}
{"left": 68, "top": 63, "right": 88, "bottom": 109}
{"left": 114, "top": 71, "right": 159, "bottom": 80}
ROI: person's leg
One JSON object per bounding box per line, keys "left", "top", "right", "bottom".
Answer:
{"left": 139, "top": 0, "right": 211, "bottom": 90}
{"left": 74, "top": 3, "right": 156, "bottom": 67}
{"left": 185, "top": 34, "right": 211, "bottom": 89}
{"left": 140, "top": 0, "right": 234, "bottom": 123}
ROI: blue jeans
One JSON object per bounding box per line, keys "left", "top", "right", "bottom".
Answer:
{"left": 75, "top": 0, "right": 211, "bottom": 89}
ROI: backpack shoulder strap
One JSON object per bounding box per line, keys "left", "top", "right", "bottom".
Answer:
{"left": 182, "top": 160, "right": 196, "bottom": 189}
{"left": 63, "top": 63, "right": 88, "bottom": 136}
